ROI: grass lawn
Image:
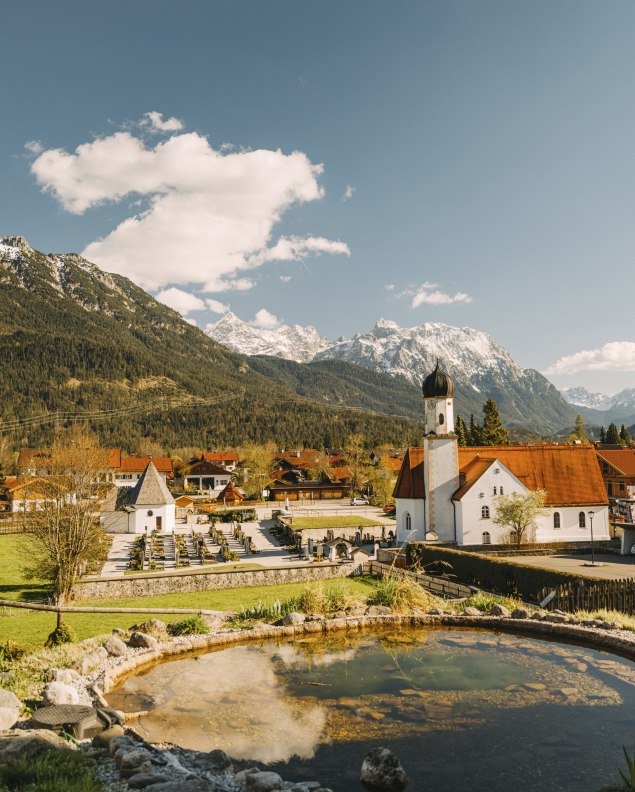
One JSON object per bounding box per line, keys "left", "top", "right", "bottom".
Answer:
{"left": 290, "top": 516, "right": 382, "bottom": 530}
{"left": 0, "top": 534, "right": 375, "bottom": 648}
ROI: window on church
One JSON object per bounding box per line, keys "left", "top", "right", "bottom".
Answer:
{"left": 500, "top": 486, "right": 504, "bottom": 495}
{"left": 553, "top": 512, "right": 561, "bottom": 529}
{"left": 405, "top": 512, "right": 411, "bottom": 531}
{"left": 579, "top": 512, "right": 586, "bottom": 528}
{"left": 482, "top": 531, "right": 491, "bottom": 544}
{"left": 439, "top": 413, "right": 444, "bottom": 425}
{"left": 481, "top": 505, "right": 490, "bottom": 519}
{"left": 493, "top": 487, "right": 497, "bottom": 495}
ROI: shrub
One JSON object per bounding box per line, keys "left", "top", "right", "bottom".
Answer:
{"left": 0, "top": 748, "right": 101, "bottom": 792}
{"left": 0, "top": 640, "right": 27, "bottom": 668}
{"left": 366, "top": 574, "right": 435, "bottom": 613}
{"left": 45, "top": 622, "right": 77, "bottom": 648}
{"left": 167, "top": 615, "right": 209, "bottom": 636}
{"left": 406, "top": 543, "right": 604, "bottom": 602}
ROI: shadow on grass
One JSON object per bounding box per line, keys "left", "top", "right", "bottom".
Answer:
{"left": 0, "top": 583, "right": 52, "bottom": 602}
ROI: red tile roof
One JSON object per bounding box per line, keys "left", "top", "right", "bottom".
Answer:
{"left": 203, "top": 451, "right": 239, "bottom": 463}
{"left": 595, "top": 448, "right": 635, "bottom": 478}
{"left": 118, "top": 456, "right": 173, "bottom": 474}
{"left": 393, "top": 445, "right": 608, "bottom": 506}
{"left": 217, "top": 481, "right": 245, "bottom": 503}
{"left": 17, "top": 448, "right": 122, "bottom": 470}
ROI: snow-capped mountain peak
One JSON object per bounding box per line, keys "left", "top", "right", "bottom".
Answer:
{"left": 206, "top": 312, "right": 330, "bottom": 363}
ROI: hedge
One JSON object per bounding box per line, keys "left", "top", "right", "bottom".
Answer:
{"left": 406, "top": 543, "right": 606, "bottom": 603}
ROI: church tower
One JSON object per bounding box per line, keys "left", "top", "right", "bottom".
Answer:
{"left": 422, "top": 361, "right": 459, "bottom": 542}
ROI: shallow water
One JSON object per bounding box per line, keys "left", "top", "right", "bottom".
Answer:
{"left": 107, "top": 627, "right": 635, "bottom": 791}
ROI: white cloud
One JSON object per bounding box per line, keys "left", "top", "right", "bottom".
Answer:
{"left": 24, "top": 140, "right": 43, "bottom": 155}
{"left": 385, "top": 283, "right": 395, "bottom": 291}
{"left": 544, "top": 341, "right": 635, "bottom": 375}
{"left": 29, "top": 118, "right": 349, "bottom": 291}
{"left": 250, "top": 308, "right": 280, "bottom": 329}
{"left": 401, "top": 282, "right": 472, "bottom": 308}
{"left": 155, "top": 286, "right": 206, "bottom": 315}
{"left": 342, "top": 184, "right": 355, "bottom": 201}
{"left": 252, "top": 234, "right": 350, "bottom": 264}
{"left": 279, "top": 275, "right": 292, "bottom": 283}
{"left": 142, "top": 111, "right": 184, "bottom": 133}
{"left": 206, "top": 298, "right": 229, "bottom": 314}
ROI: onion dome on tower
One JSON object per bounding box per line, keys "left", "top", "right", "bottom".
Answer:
{"left": 422, "top": 360, "right": 455, "bottom": 398}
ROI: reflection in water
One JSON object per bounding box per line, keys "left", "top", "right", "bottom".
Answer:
{"left": 107, "top": 628, "right": 635, "bottom": 791}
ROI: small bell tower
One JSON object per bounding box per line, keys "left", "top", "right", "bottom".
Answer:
{"left": 422, "top": 360, "right": 459, "bottom": 541}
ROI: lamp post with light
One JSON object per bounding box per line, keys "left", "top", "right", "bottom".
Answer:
{"left": 588, "top": 510, "right": 595, "bottom": 566}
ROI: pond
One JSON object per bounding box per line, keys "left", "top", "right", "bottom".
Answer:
{"left": 106, "top": 628, "right": 635, "bottom": 791}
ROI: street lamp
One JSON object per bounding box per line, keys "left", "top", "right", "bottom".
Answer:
{"left": 588, "top": 510, "right": 595, "bottom": 566}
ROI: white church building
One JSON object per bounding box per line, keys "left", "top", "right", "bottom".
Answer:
{"left": 100, "top": 460, "right": 176, "bottom": 535}
{"left": 394, "top": 362, "right": 610, "bottom": 547}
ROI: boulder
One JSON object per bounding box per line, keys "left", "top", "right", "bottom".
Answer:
{"left": 0, "top": 729, "right": 73, "bottom": 762}
{"left": 133, "top": 619, "right": 168, "bottom": 637}
{"left": 488, "top": 604, "right": 511, "bottom": 618}
{"left": 542, "top": 613, "right": 568, "bottom": 624}
{"left": 127, "top": 772, "right": 170, "bottom": 789}
{"left": 207, "top": 748, "right": 232, "bottom": 771}
{"left": 0, "top": 706, "right": 20, "bottom": 730}
{"left": 361, "top": 747, "right": 409, "bottom": 791}
{"left": 42, "top": 681, "right": 79, "bottom": 706}
{"left": 0, "top": 688, "right": 21, "bottom": 710}
{"left": 346, "top": 605, "right": 367, "bottom": 617}
{"left": 115, "top": 746, "right": 153, "bottom": 777}
{"left": 92, "top": 724, "right": 125, "bottom": 749}
{"left": 48, "top": 668, "right": 81, "bottom": 684}
{"left": 150, "top": 781, "right": 215, "bottom": 792}
{"left": 281, "top": 612, "right": 306, "bottom": 626}
{"left": 462, "top": 606, "right": 481, "bottom": 617}
{"left": 531, "top": 610, "right": 547, "bottom": 620}
{"left": 426, "top": 607, "right": 444, "bottom": 616}
{"left": 109, "top": 733, "right": 136, "bottom": 757}
{"left": 78, "top": 648, "right": 108, "bottom": 675}
{"left": 245, "top": 770, "right": 284, "bottom": 791}
{"left": 104, "top": 635, "right": 129, "bottom": 657}
{"left": 511, "top": 608, "right": 530, "bottom": 620}
{"left": 366, "top": 606, "right": 392, "bottom": 616}
{"left": 128, "top": 632, "right": 159, "bottom": 649}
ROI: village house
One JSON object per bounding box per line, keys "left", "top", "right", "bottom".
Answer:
{"left": 267, "top": 451, "right": 352, "bottom": 501}
{"left": 17, "top": 448, "right": 121, "bottom": 483}
{"left": 394, "top": 363, "right": 611, "bottom": 549}
{"left": 182, "top": 457, "right": 232, "bottom": 496}
{"left": 201, "top": 451, "right": 240, "bottom": 472}
{"left": 595, "top": 447, "right": 635, "bottom": 551}
{"left": 1, "top": 476, "right": 75, "bottom": 512}
{"left": 100, "top": 460, "right": 175, "bottom": 535}
{"left": 114, "top": 455, "right": 173, "bottom": 487}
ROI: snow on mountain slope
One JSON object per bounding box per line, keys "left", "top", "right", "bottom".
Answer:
{"left": 559, "top": 387, "right": 612, "bottom": 410}
{"left": 206, "top": 312, "right": 330, "bottom": 363}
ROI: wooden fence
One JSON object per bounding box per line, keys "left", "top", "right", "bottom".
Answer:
{"left": 369, "top": 561, "right": 474, "bottom": 599}
{"left": 538, "top": 578, "right": 635, "bottom": 615}
{"left": 0, "top": 520, "right": 29, "bottom": 535}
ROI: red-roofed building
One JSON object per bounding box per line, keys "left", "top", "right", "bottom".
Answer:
{"left": 202, "top": 451, "right": 240, "bottom": 471}
{"left": 394, "top": 363, "right": 610, "bottom": 548}
{"left": 114, "top": 456, "right": 173, "bottom": 487}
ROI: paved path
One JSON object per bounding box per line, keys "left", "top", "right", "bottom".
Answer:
{"left": 499, "top": 553, "right": 635, "bottom": 580}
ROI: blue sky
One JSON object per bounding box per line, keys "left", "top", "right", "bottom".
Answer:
{"left": 1, "top": 0, "right": 635, "bottom": 393}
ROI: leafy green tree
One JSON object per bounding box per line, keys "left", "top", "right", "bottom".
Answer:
{"left": 454, "top": 415, "right": 468, "bottom": 447}
{"left": 367, "top": 464, "right": 395, "bottom": 506}
{"left": 493, "top": 490, "right": 548, "bottom": 546}
{"left": 344, "top": 432, "right": 370, "bottom": 496}
{"left": 479, "top": 398, "right": 508, "bottom": 446}
{"left": 238, "top": 442, "right": 276, "bottom": 498}
{"left": 468, "top": 413, "right": 481, "bottom": 446}
{"left": 620, "top": 425, "right": 631, "bottom": 446}
{"left": 606, "top": 423, "right": 620, "bottom": 445}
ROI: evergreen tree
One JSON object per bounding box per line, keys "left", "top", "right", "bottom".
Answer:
{"left": 454, "top": 415, "right": 468, "bottom": 447}
{"left": 573, "top": 414, "right": 588, "bottom": 444}
{"left": 620, "top": 425, "right": 631, "bottom": 446}
{"left": 606, "top": 423, "right": 620, "bottom": 444}
{"left": 479, "top": 398, "right": 509, "bottom": 446}
{"left": 600, "top": 426, "right": 606, "bottom": 444}
{"left": 468, "top": 413, "right": 481, "bottom": 447}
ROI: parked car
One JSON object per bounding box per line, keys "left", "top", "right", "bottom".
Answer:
{"left": 350, "top": 497, "right": 370, "bottom": 506}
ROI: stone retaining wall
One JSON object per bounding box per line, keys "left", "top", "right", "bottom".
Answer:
{"left": 100, "top": 613, "right": 635, "bottom": 694}
{"left": 75, "top": 561, "right": 361, "bottom": 600}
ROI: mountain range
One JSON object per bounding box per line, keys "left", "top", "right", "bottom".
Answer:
{"left": 207, "top": 313, "right": 578, "bottom": 433}
{"left": 559, "top": 386, "right": 635, "bottom": 419}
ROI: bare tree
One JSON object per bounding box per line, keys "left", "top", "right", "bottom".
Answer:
{"left": 22, "top": 427, "right": 109, "bottom": 628}
{"left": 493, "top": 490, "right": 548, "bottom": 547}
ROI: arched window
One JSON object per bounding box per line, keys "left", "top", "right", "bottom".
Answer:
{"left": 579, "top": 512, "right": 586, "bottom": 528}
{"left": 553, "top": 512, "right": 561, "bottom": 529}
{"left": 481, "top": 505, "right": 490, "bottom": 519}
{"left": 500, "top": 486, "right": 504, "bottom": 495}
{"left": 493, "top": 486, "right": 497, "bottom": 495}
{"left": 404, "top": 512, "right": 412, "bottom": 531}
{"left": 482, "top": 531, "right": 491, "bottom": 544}
{"left": 439, "top": 413, "right": 444, "bottom": 425}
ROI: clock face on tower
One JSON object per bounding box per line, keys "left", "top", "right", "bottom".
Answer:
{"left": 428, "top": 400, "right": 436, "bottom": 411}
